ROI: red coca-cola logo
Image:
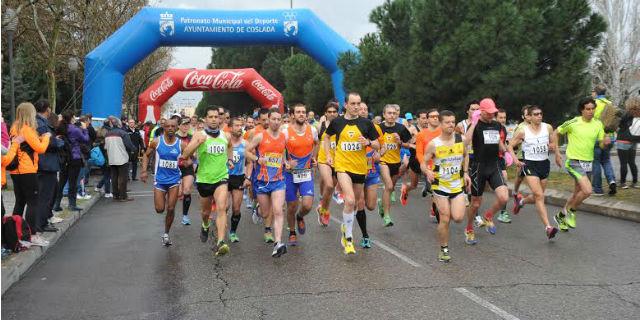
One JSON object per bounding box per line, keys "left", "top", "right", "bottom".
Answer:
{"left": 183, "top": 70, "right": 245, "bottom": 90}
{"left": 149, "top": 77, "right": 174, "bottom": 101}
{"left": 251, "top": 79, "right": 277, "bottom": 101}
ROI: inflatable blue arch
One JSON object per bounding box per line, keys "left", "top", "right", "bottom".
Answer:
{"left": 82, "top": 7, "right": 358, "bottom": 118}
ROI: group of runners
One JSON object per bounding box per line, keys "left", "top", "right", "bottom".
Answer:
{"left": 140, "top": 93, "right": 608, "bottom": 262}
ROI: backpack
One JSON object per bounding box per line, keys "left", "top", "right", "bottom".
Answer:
{"left": 599, "top": 99, "right": 623, "bottom": 133}
{"left": 89, "top": 146, "right": 105, "bottom": 167}
{"left": 58, "top": 136, "right": 73, "bottom": 166}
{"left": 1, "top": 215, "right": 31, "bottom": 252}
{"left": 5, "top": 141, "right": 35, "bottom": 171}
{"left": 630, "top": 118, "right": 640, "bottom": 137}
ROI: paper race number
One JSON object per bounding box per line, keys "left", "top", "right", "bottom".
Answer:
{"left": 292, "top": 169, "right": 312, "bottom": 183}
{"left": 159, "top": 159, "right": 178, "bottom": 169}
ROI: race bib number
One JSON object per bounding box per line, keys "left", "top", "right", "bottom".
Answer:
{"left": 264, "top": 152, "right": 282, "bottom": 168}
{"left": 292, "top": 169, "right": 312, "bottom": 183}
{"left": 384, "top": 143, "right": 398, "bottom": 150}
{"left": 483, "top": 130, "right": 500, "bottom": 144}
{"left": 439, "top": 163, "right": 461, "bottom": 179}
{"left": 530, "top": 144, "right": 548, "bottom": 155}
{"left": 207, "top": 144, "right": 226, "bottom": 154}
{"left": 341, "top": 142, "right": 363, "bottom": 152}
{"left": 579, "top": 161, "right": 592, "bottom": 172}
{"left": 232, "top": 151, "right": 241, "bottom": 163}
{"left": 159, "top": 159, "right": 178, "bottom": 169}
{"left": 330, "top": 141, "right": 336, "bottom": 150}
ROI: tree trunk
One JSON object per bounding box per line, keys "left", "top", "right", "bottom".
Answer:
{"left": 46, "top": 14, "right": 62, "bottom": 112}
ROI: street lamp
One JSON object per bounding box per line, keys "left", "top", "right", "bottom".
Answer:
{"left": 4, "top": 8, "right": 18, "bottom": 123}
{"left": 68, "top": 57, "right": 79, "bottom": 115}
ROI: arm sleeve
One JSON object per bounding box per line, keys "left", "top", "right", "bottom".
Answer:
{"left": 365, "top": 121, "right": 380, "bottom": 141}
{"left": 23, "top": 126, "right": 50, "bottom": 154}
{"left": 1, "top": 142, "right": 19, "bottom": 166}
{"left": 400, "top": 126, "right": 412, "bottom": 142}
{"left": 557, "top": 119, "right": 572, "bottom": 135}
{"left": 122, "top": 131, "right": 135, "bottom": 152}
{"left": 325, "top": 119, "right": 337, "bottom": 136}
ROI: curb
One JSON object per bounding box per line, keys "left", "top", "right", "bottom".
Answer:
{"left": 507, "top": 183, "right": 640, "bottom": 223}
{"left": 1, "top": 194, "right": 103, "bottom": 295}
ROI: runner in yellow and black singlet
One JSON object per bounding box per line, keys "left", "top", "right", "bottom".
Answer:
{"left": 323, "top": 92, "right": 379, "bottom": 255}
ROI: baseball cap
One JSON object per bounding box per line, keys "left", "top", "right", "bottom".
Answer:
{"left": 180, "top": 117, "right": 190, "bottom": 125}
{"left": 405, "top": 112, "right": 413, "bottom": 120}
{"left": 479, "top": 98, "right": 498, "bottom": 114}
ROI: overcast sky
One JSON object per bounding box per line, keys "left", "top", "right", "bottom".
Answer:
{"left": 149, "top": 0, "right": 385, "bottom": 108}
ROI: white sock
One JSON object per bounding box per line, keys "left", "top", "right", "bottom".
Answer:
{"left": 343, "top": 211, "right": 354, "bottom": 239}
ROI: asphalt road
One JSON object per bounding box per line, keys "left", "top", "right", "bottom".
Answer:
{"left": 2, "top": 180, "right": 639, "bottom": 320}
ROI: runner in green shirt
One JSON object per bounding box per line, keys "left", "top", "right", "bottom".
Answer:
{"left": 182, "top": 106, "right": 234, "bottom": 256}
{"left": 554, "top": 97, "right": 610, "bottom": 232}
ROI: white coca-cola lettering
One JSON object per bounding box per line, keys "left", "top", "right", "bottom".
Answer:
{"left": 251, "top": 79, "right": 277, "bottom": 101}
{"left": 149, "top": 78, "right": 174, "bottom": 101}
{"left": 183, "top": 70, "right": 245, "bottom": 90}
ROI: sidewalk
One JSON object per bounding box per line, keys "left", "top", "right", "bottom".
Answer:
{"left": 1, "top": 177, "right": 103, "bottom": 295}
{"left": 507, "top": 182, "right": 640, "bottom": 223}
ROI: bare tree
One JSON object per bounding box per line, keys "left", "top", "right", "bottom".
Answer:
{"left": 2, "top": 0, "right": 173, "bottom": 114}
{"left": 591, "top": 0, "right": 640, "bottom": 104}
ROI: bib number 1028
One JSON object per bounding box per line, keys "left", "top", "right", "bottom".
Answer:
{"left": 341, "top": 142, "right": 362, "bottom": 152}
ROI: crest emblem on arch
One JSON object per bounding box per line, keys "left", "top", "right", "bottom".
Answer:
{"left": 159, "top": 12, "right": 175, "bottom": 37}
{"left": 283, "top": 11, "right": 298, "bottom": 37}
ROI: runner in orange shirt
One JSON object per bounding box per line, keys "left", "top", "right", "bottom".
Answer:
{"left": 413, "top": 108, "right": 442, "bottom": 222}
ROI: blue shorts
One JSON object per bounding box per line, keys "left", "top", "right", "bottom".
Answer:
{"left": 365, "top": 174, "right": 380, "bottom": 187}
{"left": 255, "top": 179, "right": 286, "bottom": 195}
{"left": 284, "top": 171, "right": 315, "bottom": 202}
{"left": 251, "top": 169, "right": 258, "bottom": 196}
{"left": 154, "top": 181, "right": 180, "bottom": 192}
{"left": 400, "top": 148, "right": 411, "bottom": 161}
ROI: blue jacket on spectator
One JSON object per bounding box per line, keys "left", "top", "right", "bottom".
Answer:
{"left": 36, "top": 113, "right": 65, "bottom": 172}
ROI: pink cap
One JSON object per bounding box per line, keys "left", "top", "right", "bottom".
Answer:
{"left": 479, "top": 98, "right": 498, "bottom": 114}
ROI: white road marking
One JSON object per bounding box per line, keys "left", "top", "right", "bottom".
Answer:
{"left": 454, "top": 288, "right": 520, "bottom": 320}
{"left": 329, "top": 216, "right": 422, "bottom": 268}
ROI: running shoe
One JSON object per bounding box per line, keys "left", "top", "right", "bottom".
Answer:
{"left": 340, "top": 224, "right": 348, "bottom": 248}
{"left": 344, "top": 240, "right": 356, "bottom": 255}
{"left": 272, "top": 243, "right": 287, "bottom": 258}
{"left": 421, "top": 185, "right": 428, "bottom": 197}
{"left": 438, "top": 247, "right": 451, "bottom": 263}
{"left": 473, "top": 215, "right": 484, "bottom": 228}
{"left": 162, "top": 234, "right": 172, "bottom": 246}
{"left": 377, "top": 198, "right": 385, "bottom": 219}
{"left": 215, "top": 241, "right": 230, "bottom": 256}
{"left": 229, "top": 232, "right": 240, "bottom": 243}
{"left": 608, "top": 182, "right": 617, "bottom": 196}
{"left": 496, "top": 210, "right": 511, "bottom": 223}
{"left": 181, "top": 215, "right": 191, "bottom": 225}
{"left": 200, "top": 225, "right": 209, "bottom": 242}
{"left": 400, "top": 184, "right": 409, "bottom": 206}
{"left": 391, "top": 191, "right": 397, "bottom": 203}
{"left": 383, "top": 215, "right": 394, "bottom": 227}
{"left": 464, "top": 230, "right": 478, "bottom": 245}
{"left": 316, "top": 205, "right": 330, "bottom": 227}
{"left": 264, "top": 231, "right": 274, "bottom": 243}
{"left": 512, "top": 193, "right": 524, "bottom": 215}
{"left": 545, "top": 226, "right": 558, "bottom": 240}
{"left": 288, "top": 233, "right": 298, "bottom": 246}
{"left": 483, "top": 217, "right": 496, "bottom": 235}
{"left": 246, "top": 199, "right": 253, "bottom": 209}
{"left": 252, "top": 204, "right": 263, "bottom": 224}
{"left": 333, "top": 192, "right": 344, "bottom": 204}
{"left": 565, "top": 209, "right": 577, "bottom": 229}
{"left": 554, "top": 212, "right": 569, "bottom": 232}
{"left": 296, "top": 214, "right": 306, "bottom": 235}
{"left": 104, "top": 193, "right": 113, "bottom": 198}
{"left": 360, "top": 237, "right": 372, "bottom": 249}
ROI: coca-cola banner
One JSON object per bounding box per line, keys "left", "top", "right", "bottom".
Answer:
{"left": 138, "top": 68, "right": 283, "bottom": 122}
{"left": 81, "top": 7, "right": 357, "bottom": 119}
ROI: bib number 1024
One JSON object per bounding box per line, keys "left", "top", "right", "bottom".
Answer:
{"left": 341, "top": 142, "right": 362, "bottom": 152}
